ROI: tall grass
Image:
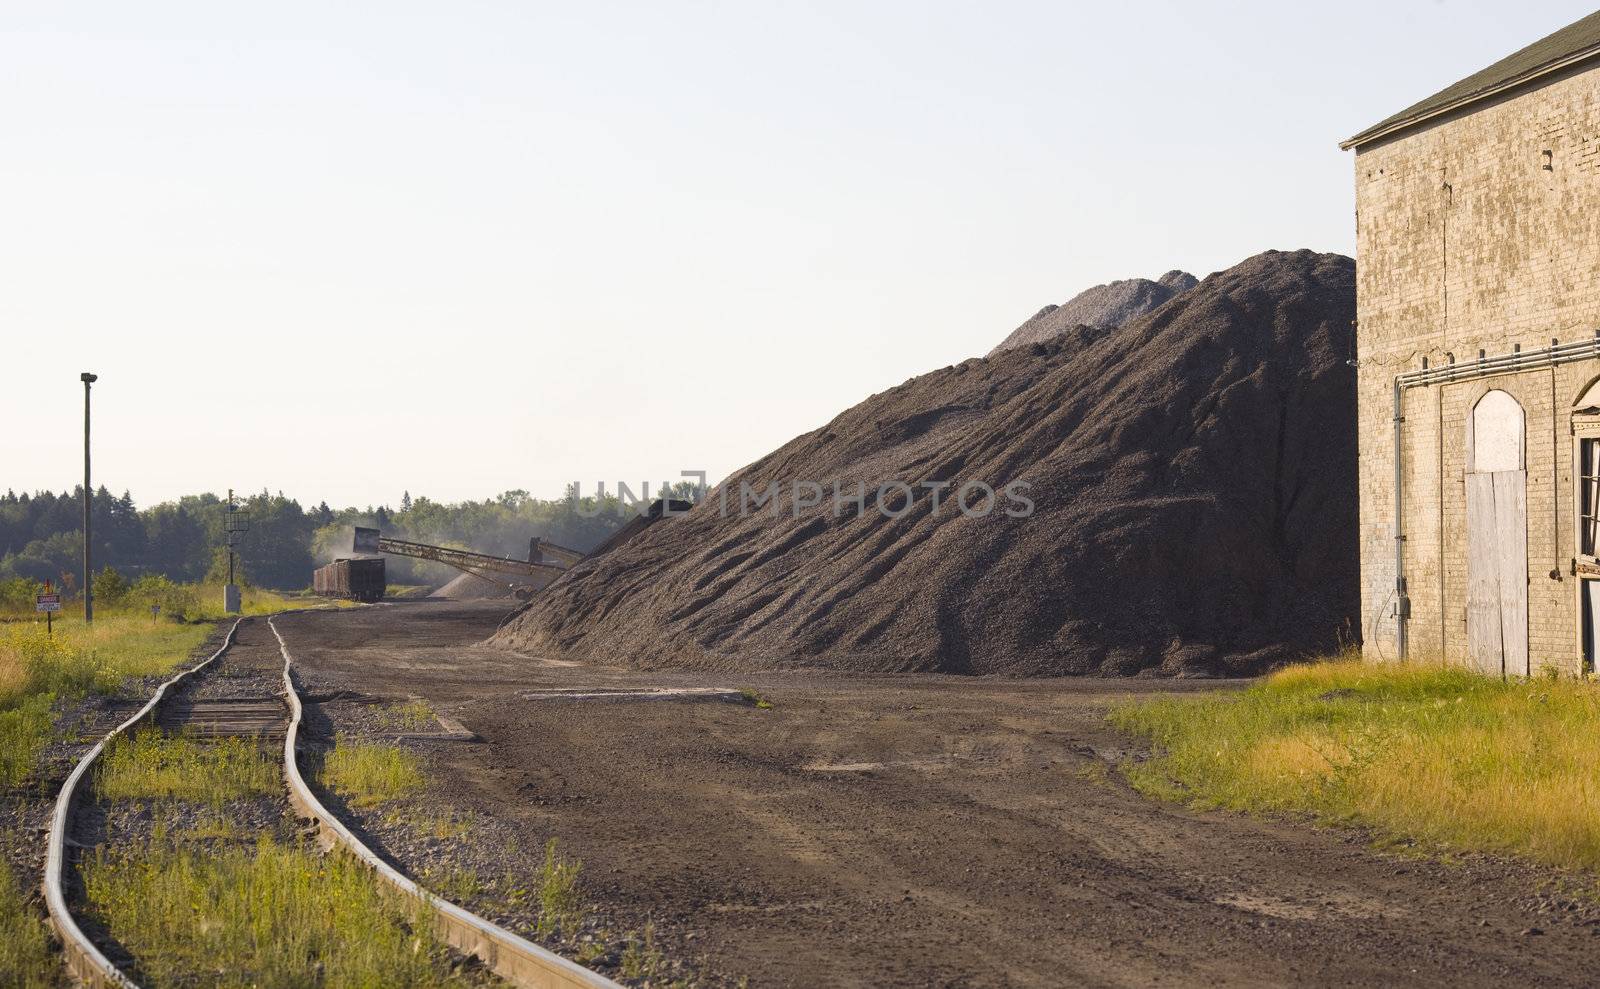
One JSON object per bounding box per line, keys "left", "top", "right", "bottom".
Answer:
{"left": 320, "top": 738, "right": 425, "bottom": 808}
{"left": 96, "top": 731, "right": 281, "bottom": 807}
{"left": 1112, "top": 657, "right": 1600, "bottom": 870}
{"left": 0, "top": 617, "right": 210, "bottom": 788}
{"left": 0, "top": 862, "right": 62, "bottom": 988}
{"left": 0, "top": 587, "right": 349, "bottom": 789}
{"left": 82, "top": 837, "right": 488, "bottom": 988}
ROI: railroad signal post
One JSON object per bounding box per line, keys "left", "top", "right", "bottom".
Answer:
{"left": 223, "top": 488, "right": 249, "bottom": 614}
{"left": 222, "top": 489, "right": 249, "bottom": 611}
{"left": 36, "top": 580, "right": 61, "bottom": 635}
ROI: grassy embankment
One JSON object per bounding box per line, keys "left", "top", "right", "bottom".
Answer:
{"left": 83, "top": 733, "right": 491, "bottom": 987}
{"left": 1112, "top": 656, "right": 1600, "bottom": 871}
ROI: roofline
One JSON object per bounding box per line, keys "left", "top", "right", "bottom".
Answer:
{"left": 1339, "top": 42, "right": 1600, "bottom": 151}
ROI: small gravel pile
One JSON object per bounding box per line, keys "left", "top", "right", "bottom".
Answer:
{"left": 989, "top": 268, "right": 1198, "bottom": 355}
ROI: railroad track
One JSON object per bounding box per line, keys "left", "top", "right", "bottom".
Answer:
{"left": 43, "top": 612, "right": 616, "bottom": 989}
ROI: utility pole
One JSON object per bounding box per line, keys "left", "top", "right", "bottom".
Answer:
{"left": 81, "top": 372, "right": 97, "bottom": 623}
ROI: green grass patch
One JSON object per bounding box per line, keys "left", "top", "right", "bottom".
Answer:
{"left": 378, "top": 699, "right": 438, "bottom": 732}
{"left": 0, "top": 862, "right": 62, "bottom": 987}
{"left": 1111, "top": 656, "right": 1600, "bottom": 870}
{"left": 619, "top": 922, "right": 667, "bottom": 982}
{"left": 96, "top": 731, "right": 279, "bottom": 807}
{"left": 0, "top": 617, "right": 212, "bottom": 788}
{"left": 82, "top": 837, "right": 489, "bottom": 988}
{"left": 535, "top": 838, "right": 583, "bottom": 937}
{"left": 320, "top": 737, "right": 425, "bottom": 808}
{"left": 0, "top": 590, "right": 351, "bottom": 788}
{"left": 0, "top": 694, "right": 60, "bottom": 791}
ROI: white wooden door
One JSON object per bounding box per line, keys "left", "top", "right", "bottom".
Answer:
{"left": 1466, "top": 391, "right": 1528, "bottom": 678}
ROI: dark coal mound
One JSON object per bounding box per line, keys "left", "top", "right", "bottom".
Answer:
{"left": 494, "top": 250, "right": 1356, "bottom": 676}
{"left": 991, "top": 269, "right": 1197, "bottom": 356}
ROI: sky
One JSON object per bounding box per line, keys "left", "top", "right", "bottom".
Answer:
{"left": 3, "top": 1, "right": 1596, "bottom": 509}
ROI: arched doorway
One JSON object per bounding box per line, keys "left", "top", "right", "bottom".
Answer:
{"left": 1466, "top": 390, "right": 1528, "bottom": 677}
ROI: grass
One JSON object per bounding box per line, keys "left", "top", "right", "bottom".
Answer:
{"left": 738, "top": 687, "right": 772, "bottom": 710}
{"left": 536, "top": 839, "right": 583, "bottom": 937}
{"left": 421, "top": 863, "right": 484, "bottom": 903}
{"left": 82, "top": 837, "right": 489, "bottom": 988}
{"left": 1111, "top": 655, "right": 1600, "bottom": 871}
{"left": 0, "top": 581, "right": 360, "bottom": 790}
{"left": 320, "top": 737, "right": 425, "bottom": 808}
{"left": 0, "top": 863, "right": 62, "bottom": 988}
{"left": 619, "top": 922, "right": 667, "bottom": 982}
{"left": 378, "top": 699, "right": 438, "bottom": 732}
{"left": 0, "top": 616, "right": 211, "bottom": 788}
{"left": 96, "top": 731, "right": 280, "bottom": 807}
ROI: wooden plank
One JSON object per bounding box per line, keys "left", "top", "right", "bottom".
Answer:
{"left": 1465, "top": 471, "right": 1502, "bottom": 676}
{"left": 1493, "top": 470, "right": 1529, "bottom": 678}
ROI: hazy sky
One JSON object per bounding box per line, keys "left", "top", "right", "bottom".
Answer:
{"left": 4, "top": 1, "right": 1594, "bottom": 508}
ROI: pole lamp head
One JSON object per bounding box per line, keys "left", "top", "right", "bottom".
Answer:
{"left": 80, "top": 372, "right": 97, "bottom": 384}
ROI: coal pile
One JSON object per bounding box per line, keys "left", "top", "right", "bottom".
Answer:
{"left": 493, "top": 250, "right": 1356, "bottom": 676}
{"left": 990, "top": 269, "right": 1197, "bottom": 355}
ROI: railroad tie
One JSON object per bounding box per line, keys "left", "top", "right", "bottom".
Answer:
{"left": 156, "top": 695, "right": 288, "bottom": 741}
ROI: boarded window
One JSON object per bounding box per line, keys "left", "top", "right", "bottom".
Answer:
{"left": 1466, "top": 390, "right": 1528, "bottom": 678}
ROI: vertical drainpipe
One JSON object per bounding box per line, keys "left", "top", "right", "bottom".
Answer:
{"left": 1393, "top": 375, "right": 1410, "bottom": 660}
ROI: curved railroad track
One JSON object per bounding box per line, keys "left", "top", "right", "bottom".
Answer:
{"left": 42, "top": 612, "right": 616, "bottom": 989}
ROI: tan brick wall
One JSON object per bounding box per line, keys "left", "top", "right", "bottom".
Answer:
{"left": 1355, "top": 66, "right": 1600, "bottom": 672}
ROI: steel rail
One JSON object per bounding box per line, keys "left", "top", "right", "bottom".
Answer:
{"left": 269, "top": 615, "right": 618, "bottom": 989}
{"left": 42, "top": 616, "right": 244, "bottom": 989}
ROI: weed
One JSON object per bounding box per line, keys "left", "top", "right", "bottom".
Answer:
{"left": 0, "top": 863, "right": 62, "bottom": 987}
{"left": 1111, "top": 657, "right": 1600, "bottom": 870}
{"left": 379, "top": 699, "right": 438, "bottom": 732}
{"left": 0, "top": 694, "right": 58, "bottom": 789}
{"left": 422, "top": 863, "right": 483, "bottom": 903}
{"left": 82, "top": 837, "right": 486, "bottom": 987}
{"left": 390, "top": 808, "right": 475, "bottom": 841}
{"left": 536, "top": 838, "right": 583, "bottom": 937}
{"left": 1073, "top": 761, "right": 1110, "bottom": 784}
{"left": 320, "top": 736, "right": 425, "bottom": 808}
{"left": 619, "top": 922, "right": 667, "bottom": 981}
{"left": 738, "top": 687, "right": 772, "bottom": 710}
{"left": 96, "top": 731, "right": 279, "bottom": 807}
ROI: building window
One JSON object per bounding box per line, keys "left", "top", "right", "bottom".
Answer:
{"left": 1583, "top": 439, "right": 1600, "bottom": 559}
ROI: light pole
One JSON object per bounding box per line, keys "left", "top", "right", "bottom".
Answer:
{"left": 81, "top": 372, "right": 97, "bottom": 623}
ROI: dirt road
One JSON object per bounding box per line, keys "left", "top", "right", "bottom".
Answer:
{"left": 282, "top": 602, "right": 1600, "bottom": 987}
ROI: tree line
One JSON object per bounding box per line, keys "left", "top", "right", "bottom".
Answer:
{"left": 0, "top": 483, "right": 697, "bottom": 594}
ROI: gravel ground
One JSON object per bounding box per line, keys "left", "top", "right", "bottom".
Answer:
{"left": 283, "top": 601, "right": 1600, "bottom": 989}
{"left": 299, "top": 666, "right": 714, "bottom": 986}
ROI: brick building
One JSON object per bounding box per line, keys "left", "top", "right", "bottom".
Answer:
{"left": 1343, "top": 12, "right": 1600, "bottom": 674}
